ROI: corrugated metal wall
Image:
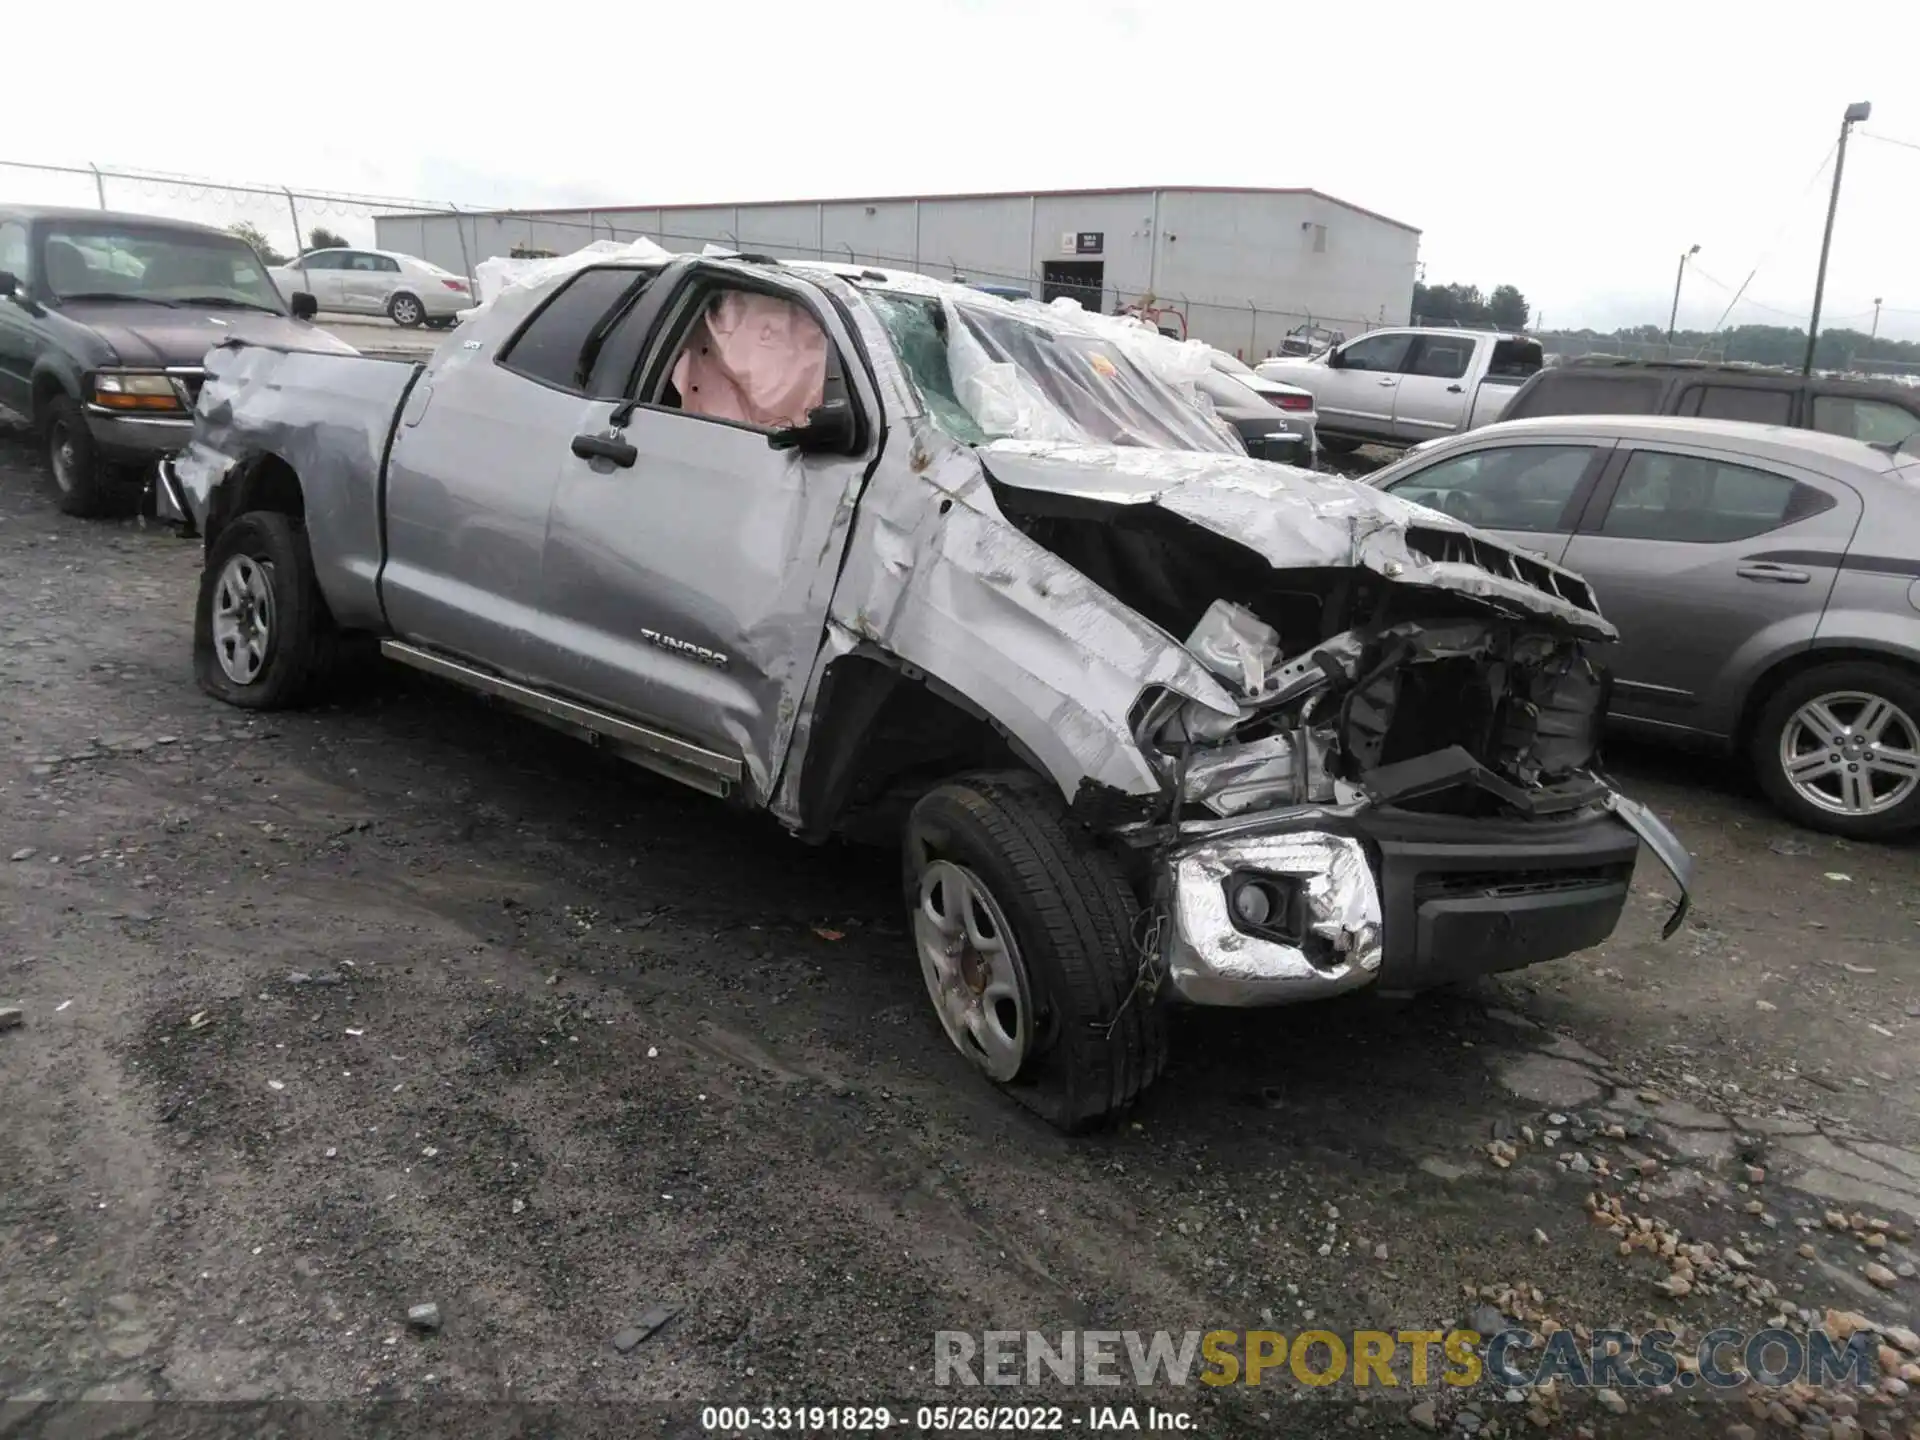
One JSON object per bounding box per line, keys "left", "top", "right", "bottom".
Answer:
{"left": 376, "top": 190, "right": 1418, "bottom": 358}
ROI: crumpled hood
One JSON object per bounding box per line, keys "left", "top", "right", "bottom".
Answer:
{"left": 977, "top": 441, "right": 1617, "bottom": 640}
{"left": 61, "top": 300, "right": 357, "bottom": 367}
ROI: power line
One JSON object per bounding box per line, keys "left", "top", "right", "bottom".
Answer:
{"left": 1857, "top": 129, "right": 1920, "bottom": 155}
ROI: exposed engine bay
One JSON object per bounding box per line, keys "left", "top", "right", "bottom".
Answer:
{"left": 992, "top": 485, "right": 1611, "bottom": 827}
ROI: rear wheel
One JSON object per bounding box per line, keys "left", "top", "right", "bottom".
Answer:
{"left": 193, "top": 511, "right": 342, "bottom": 709}
{"left": 387, "top": 291, "right": 425, "bottom": 327}
{"left": 904, "top": 771, "right": 1165, "bottom": 1131}
{"left": 1751, "top": 661, "right": 1920, "bottom": 838}
{"left": 42, "top": 396, "right": 117, "bottom": 518}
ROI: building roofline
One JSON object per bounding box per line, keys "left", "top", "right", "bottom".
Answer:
{"left": 377, "top": 185, "right": 1421, "bottom": 236}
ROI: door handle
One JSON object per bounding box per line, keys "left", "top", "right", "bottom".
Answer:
{"left": 571, "top": 432, "right": 637, "bottom": 468}
{"left": 1736, "top": 562, "right": 1810, "bottom": 584}
{"left": 1377, "top": 378, "right": 1398, "bottom": 387}
{"left": 1446, "top": 384, "right": 1464, "bottom": 393}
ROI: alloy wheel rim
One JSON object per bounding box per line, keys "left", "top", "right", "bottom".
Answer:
{"left": 1780, "top": 689, "right": 1920, "bottom": 817}
{"left": 210, "top": 554, "right": 276, "bottom": 685}
{"left": 912, "top": 859, "right": 1032, "bottom": 1082}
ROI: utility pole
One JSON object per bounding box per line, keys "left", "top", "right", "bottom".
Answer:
{"left": 1804, "top": 101, "right": 1872, "bottom": 377}
{"left": 1870, "top": 297, "right": 1883, "bottom": 342}
{"left": 1666, "top": 244, "right": 1700, "bottom": 348}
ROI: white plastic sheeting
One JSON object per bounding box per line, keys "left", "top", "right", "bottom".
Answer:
{"left": 463, "top": 237, "right": 672, "bottom": 314}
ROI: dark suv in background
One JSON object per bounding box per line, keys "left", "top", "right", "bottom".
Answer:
{"left": 0, "top": 205, "right": 351, "bottom": 516}
{"left": 1503, "top": 358, "right": 1920, "bottom": 449}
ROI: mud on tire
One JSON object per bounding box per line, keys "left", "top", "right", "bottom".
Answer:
{"left": 193, "top": 511, "right": 342, "bottom": 710}
{"left": 904, "top": 770, "right": 1167, "bottom": 1131}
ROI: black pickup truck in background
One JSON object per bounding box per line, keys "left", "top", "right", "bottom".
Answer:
{"left": 1502, "top": 358, "right": 1920, "bottom": 448}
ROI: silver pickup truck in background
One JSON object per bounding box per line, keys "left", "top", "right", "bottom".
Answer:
{"left": 159, "top": 254, "right": 1689, "bottom": 1130}
{"left": 1257, "top": 327, "right": 1544, "bottom": 455}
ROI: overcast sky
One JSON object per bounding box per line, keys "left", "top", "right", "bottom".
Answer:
{"left": 10, "top": 0, "right": 1920, "bottom": 339}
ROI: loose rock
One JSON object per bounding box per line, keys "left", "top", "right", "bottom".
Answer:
{"left": 1595, "top": 1388, "right": 1627, "bottom": 1415}
{"left": 0, "top": 1007, "right": 22, "bottom": 1032}
{"left": 406, "top": 1303, "right": 442, "bottom": 1332}
{"left": 1407, "top": 1399, "right": 1439, "bottom": 1432}
{"left": 1864, "top": 1263, "right": 1897, "bottom": 1289}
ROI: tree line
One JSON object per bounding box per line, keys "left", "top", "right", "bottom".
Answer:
{"left": 1536, "top": 322, "right": 1919, "bottom": 372}
{"left": 225, "top": 222, "right": 351, "bottom": 267}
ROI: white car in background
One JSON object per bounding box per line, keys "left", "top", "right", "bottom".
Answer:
{"left": 268, "top": 247, "right": 471, "bottom": 328}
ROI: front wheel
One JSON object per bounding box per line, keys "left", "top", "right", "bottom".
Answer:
{"left": 387, "top": 292, "right": 425, "bottom": 327}
{"left": 1751, "top": 661, "right": 1920, "bottom": 838}
{"left": 193, "top": 511, "right": 341, "bottom": 709}
{"left": 904, "top": 771, "right": 1165, "bottom": 1131}
{"left": 43, "top": 395, "right": 117, "bottom": 518}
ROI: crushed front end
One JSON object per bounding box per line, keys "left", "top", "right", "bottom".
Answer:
{"left": 975, "top": 446, "right": 1693, "bottom": 1009}
{"left": 1142, "top": 611, "right": 1690, "bottom": 1006}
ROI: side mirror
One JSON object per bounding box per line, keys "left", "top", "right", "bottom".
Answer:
{"left": 769, "top": 398, "right": 858, "bottom": 454}
{"left": 0, "top": 271, "right": 16, "bottom": 297}
{"left": 1324, "top": 347, "right": 1344, "bottom": 368}
{"left": 290, "top": 291, "right": 319, "bottom": 321}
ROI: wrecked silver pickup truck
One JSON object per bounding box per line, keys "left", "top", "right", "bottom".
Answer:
{"left": 161, "top": 253, "right": 1691, "bottom": 1130}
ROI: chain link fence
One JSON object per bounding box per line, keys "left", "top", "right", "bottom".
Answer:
{"left": 0, "top": 159, "right": 1384, "bottom": 359}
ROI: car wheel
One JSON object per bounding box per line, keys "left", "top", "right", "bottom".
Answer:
{"left": 42, "top": 395, "right": 117, "bottom": 518}
{"left": 193, "top": 511, "right": 342, "bottom": 710}
{"left": 1751, "top": 661, "right": 1920, "bottom": 839}
{"left": 425, "top": 316, "right": 457, "bottom": 330}
{"left": 904, "top": 770, "right": 1166, "bottom": 1131}
{"left": 387, "top": 292, "right": 425, "bottom": 327}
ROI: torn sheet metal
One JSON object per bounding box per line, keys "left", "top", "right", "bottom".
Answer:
{"left": 1180, "top": 730, "right": 1336, "bottom": 816}
{"left": 1162, "top": 831, "right": 1383, "bottom": 1005}
{"left": 169, "top": 340, "right": 423, "bottom": 631}
{"left": 1601, "top": 791, "right": 1695, "bottom": 938}
{"left": 978, "top": 442, "right": 1616, "bottom": 640}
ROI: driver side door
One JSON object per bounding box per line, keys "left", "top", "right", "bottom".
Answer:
{"left": 1376, "top": 438, "right": 1615, "bottom": 561}
{"left": 535, "top": 265, "right": 880, "bottom": 801}
{"left": 1318, "top": 331, "right": 1414, "bottom": 438}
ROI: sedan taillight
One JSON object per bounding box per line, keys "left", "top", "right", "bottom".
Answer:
{"left": 442, "top": 279, "right": 468, "bottom": 292}
{"left": 1272, "top": 393, "right": 1313, "bottom": 412}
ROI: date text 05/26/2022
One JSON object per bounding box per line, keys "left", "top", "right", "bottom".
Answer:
{"left": 698, "top": 1405, "right": 1192, "bottom": 1432}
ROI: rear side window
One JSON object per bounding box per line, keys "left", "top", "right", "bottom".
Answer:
{"left": 1678, "top": 384, "right": 1793, "bottom": 425}
{"left": 1408, "top": 336, "right": 1472, "bottom": 379}
{"left": 1812, "top": 395, "right": 1920, "bottom": 447}
{"left": 1600, "top": 451, "right": 1835, "bottom": 543}
{"left": 499, "top": 267, "right": 643, "bottom": 392}
{"left": 1518, "top": 373, "right": 1664, "bottom": 417}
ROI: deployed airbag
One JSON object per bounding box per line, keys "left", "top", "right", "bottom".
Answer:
{"left": 672, "top": 291, "right": 827, "bottom": 429}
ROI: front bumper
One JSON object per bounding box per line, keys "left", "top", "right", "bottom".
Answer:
{"left": 84, "top": 407, "right": 192, "bottom": 464}
{"left": 1157, "top": 799, "right": 1691, "bottom": 1007}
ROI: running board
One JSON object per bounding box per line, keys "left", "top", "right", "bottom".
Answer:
{"left": 378, "top": 640, "right": 741, "bottom": 799}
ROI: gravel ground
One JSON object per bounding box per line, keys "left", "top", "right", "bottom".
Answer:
{"left": 1, "top": 434, "right": 1917, "bottom": 1439}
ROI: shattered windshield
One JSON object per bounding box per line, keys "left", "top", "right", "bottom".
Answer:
{"left": 867, "top": 290, "right": 1244, "bottom": 455}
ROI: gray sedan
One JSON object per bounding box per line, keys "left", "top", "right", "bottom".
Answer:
{"left": 1365, "top": 415, "right": 1920, "bottom": 838}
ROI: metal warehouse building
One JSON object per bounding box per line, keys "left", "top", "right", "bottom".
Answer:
{"left": 374, "top": 186, "right": 1420, "bottom": 359}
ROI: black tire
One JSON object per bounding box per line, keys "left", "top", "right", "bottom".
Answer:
{"left": 193, "top": 511, "right": 341, "bottom": 710}
{"left": 1750, "top": 660, "right": 1920, "bottom": 840}
{"left": 904, "top": 771, "right": 1166, "bottom": 1131}
{"left": 387, "top": 292, "right": 425, "bottom": 327}
{"left": 1316, "top": 435, "right": 1360, "bottom": 456}
{"left": 42, "top": 395, "right": 117, "bottom": 518}
{"left": 425, "top": 316, "right": 457, "bottom": 331}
